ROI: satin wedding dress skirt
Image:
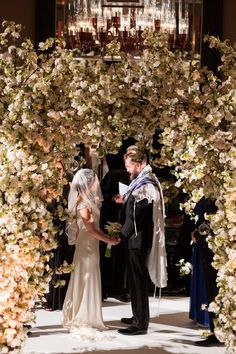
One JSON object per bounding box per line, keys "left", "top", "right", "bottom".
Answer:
{"left": 62, "top": 226, "right": 107, "bottom": 336}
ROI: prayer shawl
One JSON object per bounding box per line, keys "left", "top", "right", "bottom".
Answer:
{"left": 124, "top": 165, "right": 168, "bottom": 288}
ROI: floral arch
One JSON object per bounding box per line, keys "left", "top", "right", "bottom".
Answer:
{"left": 0, "top": 21, "right": 235, "bottom": 353}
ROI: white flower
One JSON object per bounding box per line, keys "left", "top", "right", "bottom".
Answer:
{"left": 12, "top": 31, "right": 20, "bottom": 39}
{"left": 41, "top": 163, "right": 48, "bottom": 171}
{"left": 6, "top": 150, "right": 16, "bottom": 162}
{"left": 47, "top": 110, "right": 61, "bottom": 120}
{"left": 20, "top": 192, "right": 30, "bottom": 204}
{"left": 80, "top": 80, "right": 88, "bottom": 88}
{"left": 0, "top": 24, "right": 235, "bottom": 353}
{"left": 176, "top": 259, "right": 192, "bottom": 276}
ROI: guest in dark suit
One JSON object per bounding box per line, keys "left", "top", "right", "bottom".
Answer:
{"left": 99, "top": 154, "right": 130, "bottom": 301}
{"left": 115, "top": 146, "right": 167, "bottom": 335}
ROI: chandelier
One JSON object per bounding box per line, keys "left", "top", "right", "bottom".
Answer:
{"left": 57, "top": 0, "right": 202, "bottom": 55}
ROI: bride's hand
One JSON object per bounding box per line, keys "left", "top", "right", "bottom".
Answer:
{"left": 107, "top": 236, "right": 120, "bottom": 245}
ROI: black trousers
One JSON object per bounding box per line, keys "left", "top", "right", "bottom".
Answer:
{"left": 128, "top": 248, "right": 149, "bottom": 330}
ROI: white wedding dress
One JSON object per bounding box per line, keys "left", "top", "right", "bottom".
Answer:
{"left": 62, "top": 206, "right": 107, "bottom": 338}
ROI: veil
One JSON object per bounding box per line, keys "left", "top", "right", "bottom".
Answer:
{"left": 66, "top": 168, "right": 103, "bottom": 245}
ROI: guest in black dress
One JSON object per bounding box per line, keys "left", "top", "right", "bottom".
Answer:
{"left": 45, "top": 182, "right": 75, "bottom": 311}
{"left": 193, "top": 196, "right": 223, "bottom": 347}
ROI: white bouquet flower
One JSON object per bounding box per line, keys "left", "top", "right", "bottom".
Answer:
{"left": 176, "top": 258, "right": 192, "bottom": 277}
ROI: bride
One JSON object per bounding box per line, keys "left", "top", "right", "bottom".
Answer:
{"left": 62, "top": 168, "right": 119, "bottom": 334}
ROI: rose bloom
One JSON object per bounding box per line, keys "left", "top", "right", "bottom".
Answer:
{"left": 4, "top": 328, "right": 17, "bottom": 342}
{"left": 230, "top": 278, "right": 236, "bottom": 291}
{"left": 228, "top": 258, "right": 236, "bottom": 271}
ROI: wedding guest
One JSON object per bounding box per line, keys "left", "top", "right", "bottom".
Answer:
{"left": 44, "top": 162, "right": 75, "bottom": 311}
{"left": 192, "top": 196, "right": 223, "bottom": 347}
{"left": 45, "top": 183, "right": 75, "bottom": 311}
{"left": 176, "top": 206, "right": 210, "bottom": 321}
{"left": 62, "top": 169, "right": 119, "bottom": 333}
{"left": 189, "top": 239, "right": 210, "bottom": 327}
{"left": 99, "top": 153, "right": 130, "bottom": 301}
{"left": 115, "top": 147, "right": 167, "bottom": 335}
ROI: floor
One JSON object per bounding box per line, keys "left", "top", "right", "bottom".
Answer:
{"left": 23, "top": 296, "right": 226, "bottom": 354}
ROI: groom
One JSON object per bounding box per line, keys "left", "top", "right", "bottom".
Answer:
{"left": 115, "top": 146, "right": 167, "bottom": 335}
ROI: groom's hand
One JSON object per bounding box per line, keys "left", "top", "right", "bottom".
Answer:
{"left": 113, "top": 194, "right": 123, "bottom": 204}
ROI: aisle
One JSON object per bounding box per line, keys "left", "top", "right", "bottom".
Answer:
{"left": 23, "top": 296, "right": 225, "bottom": 354}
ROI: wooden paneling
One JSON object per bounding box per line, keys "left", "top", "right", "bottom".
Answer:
{"left": 35, "top": 0, "right": 56, "bottom": 46}
{"left": 201, "top": 0, "right": 223, "bottom": 73}
{"left": 222, "top": 0, "right": 236, "bottom": 44}
{"left": 0, "top": 0, "right": 36, "bottom": 42}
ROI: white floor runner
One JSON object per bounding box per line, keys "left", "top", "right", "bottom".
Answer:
{"left": 23, "top": 296, "right": 225, "bottom": 354}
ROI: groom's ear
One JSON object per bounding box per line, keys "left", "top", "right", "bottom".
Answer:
{"left": 136, "top": 162, "right": 143, "bottom": 172}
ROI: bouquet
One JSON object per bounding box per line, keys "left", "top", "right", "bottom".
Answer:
{"left": 104, "top": 221, "right": 121, "bottom": 257}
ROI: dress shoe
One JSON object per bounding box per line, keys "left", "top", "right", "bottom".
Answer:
{"left": 23, "top": 324, "right": 32, "bottom": 329}
{"left": 194, "top": 335, "right": 224, "bottom": 347}
{"left": 120, "top": 293, "right": 131, "bottom": 302}
{"left": 102, "top": 292, "right": 108, "bottom": 301}
{"left": 121, "top": 316, "right": 134, "bottom": 325}
{"left": 23, "top": 324, "right": 32, "bottom": 337}
{"left": 118, "top": 326, "right": 147, "bottom": 335}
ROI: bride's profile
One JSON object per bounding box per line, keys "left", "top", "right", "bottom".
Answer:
{"left": 62, "top": 168, "right": 119, "bottom": 336}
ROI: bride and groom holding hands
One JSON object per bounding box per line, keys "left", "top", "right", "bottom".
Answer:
{"left": 62, "top": 146, "right": 167, "bottom": 337}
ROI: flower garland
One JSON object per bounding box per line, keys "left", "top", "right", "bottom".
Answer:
{"left": 0, "top": 21, "right": 235, "bottom": 353}
{"left": 157, "top": 35, "right": 236, "bottom": 352}
{"left": 0, "top": 22, "right": 125, "bottom": 353}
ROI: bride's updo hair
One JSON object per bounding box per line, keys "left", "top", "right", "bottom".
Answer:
{"left": 76, "top": 168, "right": 96, "bottom": 192}
{"left": 68, "top": 168, "right": 103, "bottom": 212}
{"left": 66, "top": 168, "right": 103, "bottom": 244}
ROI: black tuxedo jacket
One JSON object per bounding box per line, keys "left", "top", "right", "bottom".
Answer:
{"left": 120, "top": 194, "right": 153, "bottom": 251}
